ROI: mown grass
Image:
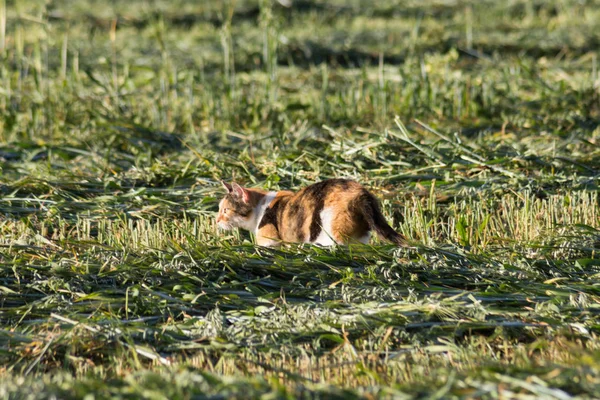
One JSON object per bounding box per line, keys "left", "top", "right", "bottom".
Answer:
{"left": 1, "top": 0, "right": 600, "bottom": 398}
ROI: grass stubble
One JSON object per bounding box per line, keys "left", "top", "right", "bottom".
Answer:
{"left": 1, "top": 0, "right": 600, "bottom": 398}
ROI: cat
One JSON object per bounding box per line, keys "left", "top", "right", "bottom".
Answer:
{"left": 216, "top": 179, "right": 408, "bottom": 247}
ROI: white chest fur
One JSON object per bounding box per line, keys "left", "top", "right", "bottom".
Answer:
{"left": 253, "top": 192, "right": 277, "bottom": 234}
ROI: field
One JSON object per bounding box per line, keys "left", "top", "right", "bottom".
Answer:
{"left": 1, "top": 0, "right": 600, "bottom": 398}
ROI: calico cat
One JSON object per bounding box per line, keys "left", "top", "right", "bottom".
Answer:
{"left": 216, "top": 179, "right": 408, "bottom": 247}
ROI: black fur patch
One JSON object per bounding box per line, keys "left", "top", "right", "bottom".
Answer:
{"left": 258, "top": 198, "right": 282, "bottom": 231}
{"left": 226, "top": 194, "right": 253, "bottom": 217}
{"left": 360, "top": 190, "right": 407, "bottom": 246}
{"left": 303, "top": 179, "right": 350, "bottom": 242}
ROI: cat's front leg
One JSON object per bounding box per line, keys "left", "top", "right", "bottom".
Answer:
{"left": 256, "top": 225, "right": 281, "bottom": 247}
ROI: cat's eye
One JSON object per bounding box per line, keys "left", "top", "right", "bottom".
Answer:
{"left": 223, "top": 208, "right": 229, "bottom": 213}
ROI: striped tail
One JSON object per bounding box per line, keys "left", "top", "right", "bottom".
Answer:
{"left": 360, "top": 191, "right": 408, "bottom": 246}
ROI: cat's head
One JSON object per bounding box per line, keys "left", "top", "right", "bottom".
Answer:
{"left": 216, "top": 181, "right": 255, "bottom": 230}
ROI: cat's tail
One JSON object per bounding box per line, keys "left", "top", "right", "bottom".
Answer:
{"left": 360, "top": 191, "right": 408, "bottom": 246}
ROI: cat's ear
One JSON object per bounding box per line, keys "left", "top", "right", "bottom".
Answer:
{"left": 221, "top": 181, "right": 233, "bottom": 193}
{"left": 232, "top": 183, "right": 250, "bottom": 203}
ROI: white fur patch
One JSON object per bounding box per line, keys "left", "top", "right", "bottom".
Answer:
{"left": 253, "top": 192, "right": 277, "bottom": 234}
{"left": 312, "top": 207, "right": 337, "bottom": 246}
